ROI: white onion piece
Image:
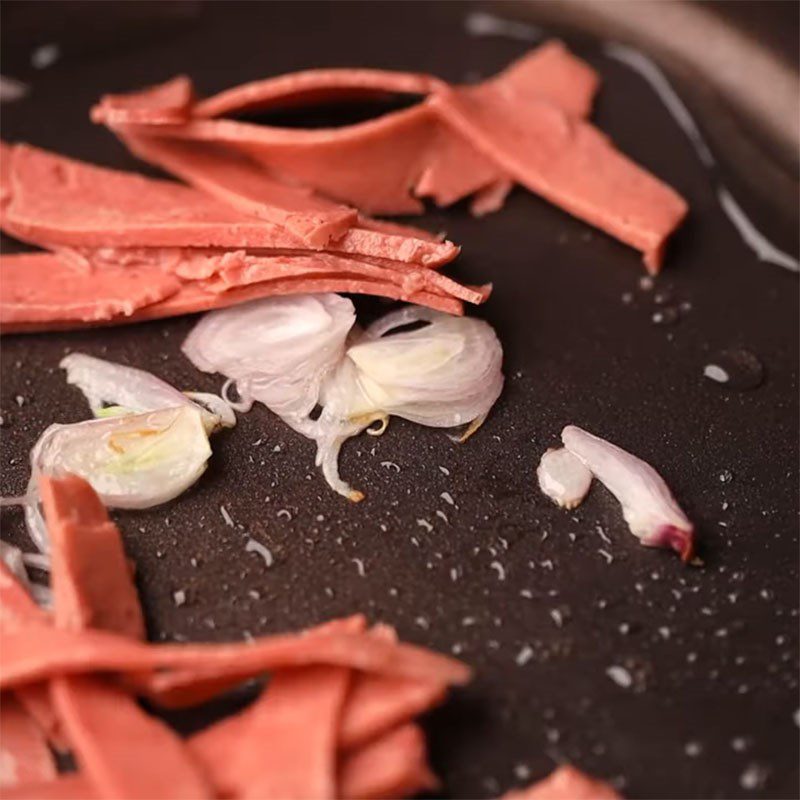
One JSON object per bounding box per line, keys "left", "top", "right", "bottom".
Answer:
{"left": 0, "top": 542, "right": 50, "bottom": 608}
{"left": 183, "top": 392, "right": 237, "bottom": 428}
{"left": 1, "top": 541, "right": 32, "bottom": 588}
{"left": 311, "top": 309, "right": 503, "bottom": 500}
{"left": 182, "top": 294, "right": 356, "bottom": 422}
{"left": 561, "top": 425, "right": 695, "bottom": 561}
{"left": 537, "top": 447, "right": 593, "bottom": 509}
{"left": 61, "top": 353, "right": 232, "bottom": 432}
{"left": 29, "top": 406, "right": 211, "bottom": 514}
{"left": 345, "top": 308, "right": 504, "bottom": 428}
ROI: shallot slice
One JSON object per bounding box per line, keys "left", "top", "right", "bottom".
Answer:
{"left": 561, "top": 425, "right": 695, "bottom": 561}
{"left": 25, "top": 407, "right": 212, "bottom": 550}
{"left": 310, "top": 308, "right": 504, "bottom": 499}
{"left": 182, "top": 294, "right": 356, "bottom": 423}
{"left": 60, "top": 353, "right": 234, "bottom": 432}
{"left": 537, "top": 447, "right": 592, "bottom": 509}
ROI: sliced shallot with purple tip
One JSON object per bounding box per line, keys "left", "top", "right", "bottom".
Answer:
{"left": 537, "top": 447, "right": 592, "bottom": 509}
{"left": 561, "top": 425, "right": 695, "bottom": 561}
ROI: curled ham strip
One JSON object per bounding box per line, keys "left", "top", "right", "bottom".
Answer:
{"left": 41, "top": 475, "right": 212, "bottom": 800}
{"left": 93, "top": 41, "right": 686, "bottom": 268}
{"left": 1, "top": 143, "right": 458, "bottom": 267}
{"left": 0, "top": 695, "right": 56, "bottom": 788}
{"left": 431, "top": 86, "right": 687, "bottom": 273}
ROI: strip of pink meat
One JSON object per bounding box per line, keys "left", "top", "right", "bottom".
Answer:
{"left": 431, "top": 84, "right": 687, "bottom": 271}
{"left": 94, "top": 42, "right": 600, "bottom": 218}
{"left": 1, "top": 143, "right": 459, "bottom": 267}
{"left": 118, "top": 133, "right": 360, "bottom": 247}
{"left": 0, "top": 252, "right": 183, "bottom": 326}
{"left": 0, "top": 696, "right": 57, "bottom": 788}
{"left": 338, "top": 723, "right": 439, "bottom": 800}
{"left": 0, "top": 621, "right": 472, "bottom": 693}
{"left": 40, "top": 475, "right": 212, "bottom": 800}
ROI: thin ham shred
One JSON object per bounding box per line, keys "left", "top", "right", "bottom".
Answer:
{"left": 2, "top": 474, "right": 472, "bottom": 799}
{"left": 0, "top": 695, "right": 56, "bottom": 788}
{"left": 92, "top": 40, "right": 686, "bottom": 269}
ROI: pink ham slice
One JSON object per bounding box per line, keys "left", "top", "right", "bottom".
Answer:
{"left": 39, "top": 474, "right": 145, "bottom": 640}
{"left": 1, "top": 143, "right": 459, "bottom": 267}
{"left": 0, "top": 696, "right": 56, "bottom": 788}
{"left": 0, "top": 252, "right": 183, "bottom": 327}
{"left": 49, "top": 676, "right": 213, "bottom": 800}
{"left": 338, "top": 723, "right": 439, "bottom": 800}
{"left": 0, "top": 774, "right": 97, "bottom": 800}
{"left": 117, "top": 134, "right": 359, "bottom": 247}
{"left": 90, "top": 75, "right": 194, "bottom": 126}
{"left": 501, "top": 765, "right": 620, "bottom": 799}
{"left": 41, "top": 475, "right": 212, "bottom": 800}
{"left": 0, "top": 620, "right": 471, "bottom": 694}
{"left": 339, "top": 673, "right": 446, "bottom": 751}
{"left": 96, "top": 43, "right": 600, "bottom": 218}
{"left": 0, "top": 252, "right": 468, "bottom": 333}
{"left": 431, "top": 84, "right": 687, "bottom": 272}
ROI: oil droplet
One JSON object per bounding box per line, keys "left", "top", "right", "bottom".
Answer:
{"left": 704, "top": 349, "right": 764, "bottom": 390}
{"left": 652, "top": 307, "right": 680, "bottom": 325}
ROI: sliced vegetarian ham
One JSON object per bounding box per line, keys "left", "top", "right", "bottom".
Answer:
{"left": 94, "top": 41, "right": 686, "bottom": 268}
{"left": 0, "top": 252, "right": 183, "bottom": 327}
{"left": 40, "top": 475, "right": 212, "bottom": 800}
{"left": 431, "top": 85, "right": 687, "bottom": 272}
{"left": 2, "top": 478, "right": 473, "bottom": 799}
{"left": 0, "top": 695, "right": 57, "bottom": 788}
{"left": 1, "top": 143, "right": 459, "bottom": 267}
{"left": 39, "top": 474, "right": 145, "bottom": 640}
{"left": 117, "top": 134, "right": 360, "bottom": 247}
{"left": 338, "top": 723, "right": 439, "bottom": 800}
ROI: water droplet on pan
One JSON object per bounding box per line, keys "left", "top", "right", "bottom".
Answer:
{"left": 704, "top": 349, "right": 764, "bottom": 390}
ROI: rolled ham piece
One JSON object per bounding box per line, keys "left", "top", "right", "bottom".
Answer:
{"left": 93, "top": 40, "right": 687, "bottom": 269}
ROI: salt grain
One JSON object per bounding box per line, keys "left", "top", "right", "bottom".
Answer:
{"left": 515, "top": 645, "right": 533, "bottom": 666}
{"left": 739, "top": 763, "right": 768, "bottom": 791}
{"left": 440, "top": 491, "right": 455, "bottom": 506}
{"left": 606, "top": 665, "right": 633, "bottom": 688}
{"left": 219, "top": 505, "right": 234, "bottom": 527}
{"left": 245, "top": 538, "right": 274, "bottom": 567}
{"left": 172, "top": 590, "right": 186, "bottom": 607}
{"left": 416, "top": 518, "right": 433, "bottom": 532}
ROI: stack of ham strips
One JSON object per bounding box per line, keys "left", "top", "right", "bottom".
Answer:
{"left": 92, "top": 41, "right": 687, "bottom": 272}
{"left": 0, "top": 141, "right": 488, "bottom": 333}
{"left": 0, "top": 474, "right": 465, "bottom": 798}
{"left": 0, "top": 474, "right": 618, "bottom": 799}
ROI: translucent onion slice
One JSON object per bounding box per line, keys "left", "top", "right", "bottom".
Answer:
{"left": 537, "top": 447, "right": 593, "bottom": 509}
{"left": 61, "top": 353, "right": 234, "bottom": 432}
{"left": 561, "top": 425, "right": 695, "bottom": 561}
{"left": 312, "top": 308, "right": 504, "bottom": 499}
{"left": 25, "top": 407, "right": 212, "bottom": 550}
{"left": 182, "top": 294, "right": 356, "bottom": 421}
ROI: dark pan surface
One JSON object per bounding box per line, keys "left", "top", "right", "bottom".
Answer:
{"left": 1, "top": 3, "right": 798, "bottom": 798}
